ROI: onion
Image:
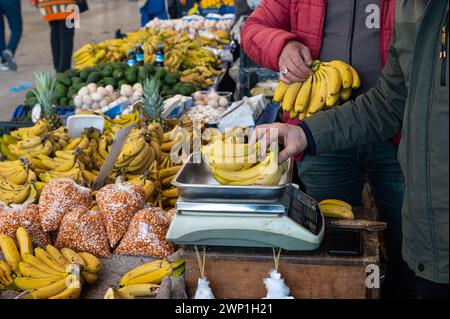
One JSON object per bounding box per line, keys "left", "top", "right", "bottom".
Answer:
{"left": 78, "top": 87, "right": 89, "bottom": 97}
{"left": 87, "top": 83, "right": 97, "bottom": 93}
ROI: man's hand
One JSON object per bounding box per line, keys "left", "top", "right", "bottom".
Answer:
{"left": 250, "top": 123, "right": 308, "bottom": 163}
{"left": 279, "top": 41, "right": 313, "bottom": 83}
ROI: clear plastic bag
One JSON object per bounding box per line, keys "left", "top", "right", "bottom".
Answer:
{"left": 39, "top": 179, "right": 91, "bottom": 232}
{"left": 96, "top": 180, "right": 146, "bottom": 248}
{"left": 114, "top": 207, "right": 173, "bottom": 258}
{"left": 55, "top": 205, "right": 110, "bottom": 257}
{"left": 0, "top": 201, "right": 50, "bottom": 247}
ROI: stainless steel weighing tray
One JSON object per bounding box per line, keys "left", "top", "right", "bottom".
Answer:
{"left": 172, "top": 153, "right": 294, "bottom": 202}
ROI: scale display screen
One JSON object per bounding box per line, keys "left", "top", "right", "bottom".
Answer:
{"left": 283, "top": 185, "right": 322, "bottom": 235}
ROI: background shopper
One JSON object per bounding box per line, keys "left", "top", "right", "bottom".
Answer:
{"left": 30, "top": 0, "right": 78, "bottom": 73}
{"left": 0, "top": 0, "right": 22, "bottom": 71}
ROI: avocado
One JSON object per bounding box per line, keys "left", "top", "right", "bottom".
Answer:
{"left": 97, "top": 80, "right": 106, "bottom": 88}
{"left": 73, "top": 83, "right": 85, "bottom": 92}
{"left": 71, "top": 77, "right": 82, "bottom": 85}
{"left": 26, "top": 96, "right": 38, "bottom": 107}
{"left": 101, "top": 66, "right": 113, "bottom": 78}
{"left": 25, "top": 90, "right": 35, "bottom": 100}
{"left": 86, "top": 72, "right": 101, "bottom": 84}
{"left": 138, "top": 67, "right": 149, "bottom": 82}
{"left": 125, "top": 69, "right": 138, "bottom": 84}
{"left": 79, "top": 68, "right": 92, "bottom": 82}
{"left": 55, "top": 84, "right": 68, "bottom": 99}
{"left": 67, "top": 87, "right": 78, "bottom": 99}
{"left": 56, "top": 73, "right": 72, "bottom": 86}
{"left": 103, "top": 77, "right": 118, "bottom": 89}
{"left": 117, "top": 79, "right": 129, "bottom": 88}
{"left": 64, "top": 69, "right": 78, "bottom": 78}
{"left": 113, "top": 69, "right": 124, "bottom": 80}
{"left": 164, "top": 73, "right": 177, "bottom": 86}
{"left": 114, "top": 62, "right": 128, "bottom": 70}
{"left": 154, "top": 67, "right": 166, "bottom": 80}
{"left": 144, "top": 63, "right": 155, "bottom": 74}
{"left": 59, "top": 97, "right": 69, "bottom": 106}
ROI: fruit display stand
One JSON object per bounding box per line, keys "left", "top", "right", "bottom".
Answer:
{"left": 184, "top": 208, "right": 381, "bottom": 299}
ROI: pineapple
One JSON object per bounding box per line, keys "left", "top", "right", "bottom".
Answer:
{"left": 141, "top": 76, "right": 164, "bottom": 124}
{"left": 32, "top": 71, "right": 62, "bottom": 129}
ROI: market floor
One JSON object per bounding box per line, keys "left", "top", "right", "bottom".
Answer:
{"left": 0, "top": 0, "right": 145, "bottom": 121}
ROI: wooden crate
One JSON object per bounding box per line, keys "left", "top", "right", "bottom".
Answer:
{"left": 184, "top": 208, "right": 380, "bottom": 299}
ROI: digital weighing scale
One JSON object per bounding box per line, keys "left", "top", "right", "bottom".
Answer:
{"left": 166, "top": 184, "right": 325, "bottom": 251}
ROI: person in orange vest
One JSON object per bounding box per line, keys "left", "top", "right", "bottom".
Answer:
{"left": 30, "top": 0, "right": 78, "bottom": 72}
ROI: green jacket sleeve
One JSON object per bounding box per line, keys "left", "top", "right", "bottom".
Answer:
{"left": 303, "top": 30, "right": 408, "bottom": 155}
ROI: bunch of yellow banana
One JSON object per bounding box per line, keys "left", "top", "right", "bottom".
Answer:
{"left": 0, "top": 260, "right": 13, "bottom": 290}
{"left": 209, "top": 151, "right": 285, "bottom": 186}
{"left": 274, "top": 60, "right": 360, "bottom": 120}
{"left": 110, "top": 112, "right": 141, "bottom": 133}
{"left": 157, "top": 157, "right": 181, "bottom": 208}
{"left": 0, "top": 227, "right": 101, "bottom": 299}
{"left": 9, "top": 120, "right": 51, "bottom": 141}
{"left": 125, "top": 174, "right": 156, "bottom": 202}
{"left": 62, "top": 135, "right": 90, "bottom": 152}
{"left": 114, "top": 128, "right": 155, "bottom": 175}
{"left": 7, "top": 136, "right": 53, "bottom": 159}
{"left": 0, "top": 177, "right": 38, "bottom": 205}
{"left": 180, "top": 65, "right": 219, "bottom": 88}
{"left": 318, "top": 199, "right": 355, "bottom": 219}
{"left": 119, "top": 259, "right": 184, "bottom": 288}
{"left": 38, "top": 156, "right": 95, "bottom": 187}
{"left": 104, "top": 284, "right": 159, "bottom": 299}
{"left": 73, "top": 43, "right": 107, "bottom": 70}
{"left": 48, "top": 126, "right": 71, "bottom": 151}
{"left": 0, "top": 158, "right": 36, "bottom": 185}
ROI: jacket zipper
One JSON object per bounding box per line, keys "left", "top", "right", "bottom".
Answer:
{"left": 440, "top": 10, "right": 449, "bottom": 86}
{"left": 348, "top": 0, "right": 357, "bottom": 65}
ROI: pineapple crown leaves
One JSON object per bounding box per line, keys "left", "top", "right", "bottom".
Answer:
{"left": 142, "top": 76, "right": 164, "bottom": 124}
{"left": 32, "top": 71, "right": 57, "bottom": 118}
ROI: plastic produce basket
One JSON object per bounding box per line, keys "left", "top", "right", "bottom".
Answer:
{"left": 238, "top": 67, "right": 279, "bottom": 99}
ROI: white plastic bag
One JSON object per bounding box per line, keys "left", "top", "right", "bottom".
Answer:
{"left": 194, "top": 277, "right": 215, "bottom": 299}
{"left": 263, "top": 269, "right": 294, "bottom": 299}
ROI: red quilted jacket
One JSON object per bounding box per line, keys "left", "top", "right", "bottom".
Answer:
{"left": 241, "top": 0, "right": 399, "bottom": 146}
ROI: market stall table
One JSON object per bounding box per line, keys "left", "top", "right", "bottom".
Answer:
{"left": 183, "top": 207, "right": 380, "bottom": 299}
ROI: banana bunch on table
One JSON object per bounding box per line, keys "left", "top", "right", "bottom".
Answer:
{"left": 0, "top": 227, "right": 101, "bottom": 299}
{"left": 319, "top": 199, "right": 355, "bottom": 219}
{"left": 274, "top": 60, "right": 361, "bottom": 120}
{"left": 104, "top": 259, "right": 184, "bottom": 299}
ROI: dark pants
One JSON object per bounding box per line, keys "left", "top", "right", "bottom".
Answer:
{"left": 298, "top": 140, "right": 417, "bottom": 298}
{"left": 49, "top": 20, "right": 75, "bottom": 73}
{"left": 416, "top": 277, "right": 449, "bottom": 299}
{"left": 0, "top": 0, "right": 22, "bottom": 58}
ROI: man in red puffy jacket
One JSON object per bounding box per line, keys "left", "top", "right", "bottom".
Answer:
{"left": 241, "top": 0, "right": 416, "bottom": 298}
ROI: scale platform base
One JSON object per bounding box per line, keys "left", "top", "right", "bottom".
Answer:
{"left": 166, "top": 211, "right": 324, "bottom": 251}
